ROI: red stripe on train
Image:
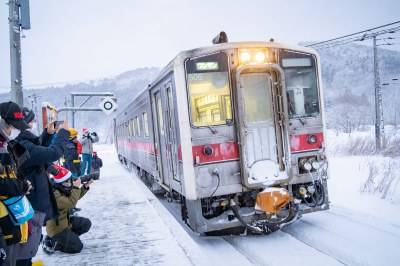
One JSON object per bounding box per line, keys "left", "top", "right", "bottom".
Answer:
{"left": 191, "top": 142, "right": 239, "bottom": 164}
{"left": 290, "top": 132, "right": 323, "bottom": 152}
{"left": 117, "top": 140, "right": 156, "bottom": 154}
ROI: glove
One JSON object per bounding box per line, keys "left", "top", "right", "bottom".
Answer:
{"left": 91, "top": 132, "right": 97, "bottom": 137}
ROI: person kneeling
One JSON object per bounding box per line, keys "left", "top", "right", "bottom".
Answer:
{"left": 43, "top": 165, "right": 93, "bottom": 254}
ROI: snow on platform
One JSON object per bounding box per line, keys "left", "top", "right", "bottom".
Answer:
{"left": 35, "top": 144, "right": 208, "bottom": 266}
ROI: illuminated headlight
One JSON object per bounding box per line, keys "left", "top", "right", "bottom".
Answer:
{"left": 307, "top": 134, "right": 318, "bottom": 144}
{"left": 238, "top": 49, "right": 267, "bottom": 65}
{"left": 239, "top": 51, "right": 251, "bottom": 63}
{"left": 255, "top": 51, "right": 266, "bottom": 62}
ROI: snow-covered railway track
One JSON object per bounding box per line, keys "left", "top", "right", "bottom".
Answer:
{"left": 281, "top": 205, "right": 400, "bottom": 266}
{"left": 130, "top": 169, "right": 400, "bottom": 266}
{"left": 155, "top": 194, "right": 343, "bottom": 266}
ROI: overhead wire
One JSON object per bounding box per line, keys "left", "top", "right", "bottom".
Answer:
{"left": 306, "top": 22, "right": 400, "bottom": 50}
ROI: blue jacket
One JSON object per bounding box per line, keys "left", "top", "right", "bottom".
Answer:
{"left": 16, "top": 128, "right": 70, "bottom": 221}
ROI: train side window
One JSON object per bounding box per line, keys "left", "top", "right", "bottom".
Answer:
{"left": 143, "top": 112, "right": 149, "bottom": 137}
{"left": 185, "top": 52, "right": 233, "bottom": 127}
{"left": 131, "top": 118, "right": 135, "bottom": 137}
{"left": 157, "top": 98, "right": 164, "bottom": 136}
{"left": 127, "top": 120, "right": 131, "bottom": 137}
{"left": 136, "top": 116, "right": 141, "bottom": 137}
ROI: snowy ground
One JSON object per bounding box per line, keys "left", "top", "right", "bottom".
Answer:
{"left": 34, "top": 143, "right": 400, "bottom": 265}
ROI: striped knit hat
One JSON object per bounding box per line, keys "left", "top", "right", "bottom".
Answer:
{"left": 52, "top": 165, "right": 72, "bottom": 183}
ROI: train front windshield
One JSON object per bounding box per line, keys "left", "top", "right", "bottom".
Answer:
{"left": 185, "top": 53, "right": 233, "bottom": 127}
{"left": 280, "top": 51, "right": 320, "bottom": 118}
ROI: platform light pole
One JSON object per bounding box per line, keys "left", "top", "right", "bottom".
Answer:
{"left": 8, "top": 0, "right": 30, "bottom": 106}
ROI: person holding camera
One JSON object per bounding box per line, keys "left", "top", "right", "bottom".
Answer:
{"left": 43, "top": 165, "right": 92, "bottom": 254}
{"left": 0, "top": 101, "right": 33, "bottom": 266}
{"left": 15, "top": 108, "right": 70, "bottom": 266}
{"left": 79, "top": 128, "right": 99, "bottom": 176}
{"left": 63, "top": 128, "right": 81, "bottom": 178}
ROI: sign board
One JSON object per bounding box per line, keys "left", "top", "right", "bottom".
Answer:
{"left": 99, "top": 97, "right": 118, "bottom": 115}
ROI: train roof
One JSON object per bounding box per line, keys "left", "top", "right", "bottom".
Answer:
{"left": 115, "top": 41, "right": 320, "bottom": 120}
{"left": 151, "top": 41, "right": 319, "bottom": 86}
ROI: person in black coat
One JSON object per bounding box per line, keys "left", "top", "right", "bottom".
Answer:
{"left": 15, "top": 110, "right": 70, "bottom": 266}
{"left": 0, "top": 101, "right": 32, "bottom": 266}
{"left": 63, "top": 128, "right": 81, "bottom": 178}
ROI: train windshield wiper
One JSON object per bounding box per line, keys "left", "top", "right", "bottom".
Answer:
{"left": 206, "top": 124, "right": 218, "bottom": 134}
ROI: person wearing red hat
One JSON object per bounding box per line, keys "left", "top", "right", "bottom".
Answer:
{"left": 79, "top": 128, "right": 99, "bottom": 176}
{"left": 43, "top": 165, "right": 93, "bottom": 254}
{"left": 15, "top": 109, "right": 70, "bottom": 266}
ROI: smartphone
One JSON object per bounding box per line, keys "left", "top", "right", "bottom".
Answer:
{"left": 54, "top": 120, "right": 64, "bottom": 129}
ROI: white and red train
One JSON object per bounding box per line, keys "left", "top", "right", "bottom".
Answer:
{"left": 114, "top": 33, "right": 329, "bottom": 235}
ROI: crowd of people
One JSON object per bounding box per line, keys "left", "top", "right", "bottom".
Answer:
{"left": 0, "top": 101, "right": 101, "bottom": 266}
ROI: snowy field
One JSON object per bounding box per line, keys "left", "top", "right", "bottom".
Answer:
{"left": 34, "top": 141, "right": 400, "bottom": 265}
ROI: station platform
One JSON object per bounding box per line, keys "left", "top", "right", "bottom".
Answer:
{"left": 35, "top": 144, "right": 209, "bottom": 266}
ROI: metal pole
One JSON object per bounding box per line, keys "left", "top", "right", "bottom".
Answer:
{"left": 71, "top": 94, "right": 75, "bottom": 128}
{"left": 373, "top": 35, "right": 384, "bottom": 150}
{"left": 8, "top": 0, "right": 23, "bottom": 105}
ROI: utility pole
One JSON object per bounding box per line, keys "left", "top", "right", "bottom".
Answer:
{"left": 373, "top": 35, "right": 384, "bottom": 150}
{"left": 8, "top": 0, "right": 30, "bottom": 106}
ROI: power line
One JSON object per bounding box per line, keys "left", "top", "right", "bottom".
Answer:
{"left": 306, "top": 21, "right": 400, "bottom": 48}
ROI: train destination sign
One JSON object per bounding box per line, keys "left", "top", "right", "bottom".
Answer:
{"left": 196, "top": 62, "right": 219, "bottom": 71}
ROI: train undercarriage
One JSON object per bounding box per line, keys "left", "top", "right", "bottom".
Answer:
{"left": 119, "top": 155, "right": 329, "bottom": 235}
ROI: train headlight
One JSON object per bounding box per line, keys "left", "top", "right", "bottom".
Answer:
{"left": 255, "top": 51, "right": 266, "bottom": 62}
{"left": 307, "top": 134, "right": 318, "bottom": 144}
{"left": 239, "top": 51, "right": 251, "bottom": 63}
{"left": 238, "top": 48, "right": 268, "bottom": 65}
{"left": 202, "top": 145, "right": 214, "bottom": 156}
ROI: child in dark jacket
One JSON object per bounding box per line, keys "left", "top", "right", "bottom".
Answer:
{"left": 43, "top": 165, "right": 92, "bottom": 254}
{"left": 91, "top": 151, "right": 102, "bottom": 173}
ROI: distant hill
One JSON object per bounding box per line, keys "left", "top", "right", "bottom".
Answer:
{"left": 313, "top": 43, "right": 400, "bottom": 131}
{"left": 0, "top": 67, "right": 160, "bottom": 142}
{"left": 1, "top": 43, "right": 399, "bottom": 139}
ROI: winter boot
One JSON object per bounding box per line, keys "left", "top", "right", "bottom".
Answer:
{"left": 42, "top": 236, "right": 56, "bottom": 255}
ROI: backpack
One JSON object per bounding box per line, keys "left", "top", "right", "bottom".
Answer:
{"left": 92, "top": 155, "right": 103, "bottom": 169}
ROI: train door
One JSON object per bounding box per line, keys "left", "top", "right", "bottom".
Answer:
{"left": 236, "top": 69, "right": 287, "bottom": 187}
{"left": 153, "top": 90, "right": 169, "bottom": 186}
{"left": 164, "top": 83, "right": 179, "bottom": 182}
{"left": 152, "top": 83, "right": 179, "bottom": 187}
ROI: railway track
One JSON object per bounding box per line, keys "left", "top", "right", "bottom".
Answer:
{"left": 128, "top": 166, "right": 400, "bottom": 266}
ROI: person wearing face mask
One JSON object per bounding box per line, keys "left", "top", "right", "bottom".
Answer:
{"left": 15, "top": 108, "right": 70, "bottom": 266}
{"left": 0, "top": 101, "right": 33, "bottom": 266}
{"left": 43, "top": 165, "right": 92, "bottom": 254}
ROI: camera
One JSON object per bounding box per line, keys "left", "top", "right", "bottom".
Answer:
{"left": 78, "top": 172, "right": 100, "bottom": 183}
{"left": 54, "top": 120, "right": 64, "bottom": 130}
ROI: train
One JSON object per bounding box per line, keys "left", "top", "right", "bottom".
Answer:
{"left": 114, "top": 32, "right": 329, "bottom": 235}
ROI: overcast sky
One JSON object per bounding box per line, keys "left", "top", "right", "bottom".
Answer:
{"left": 1, "top": 0, "right": 399, "bottom": 91}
